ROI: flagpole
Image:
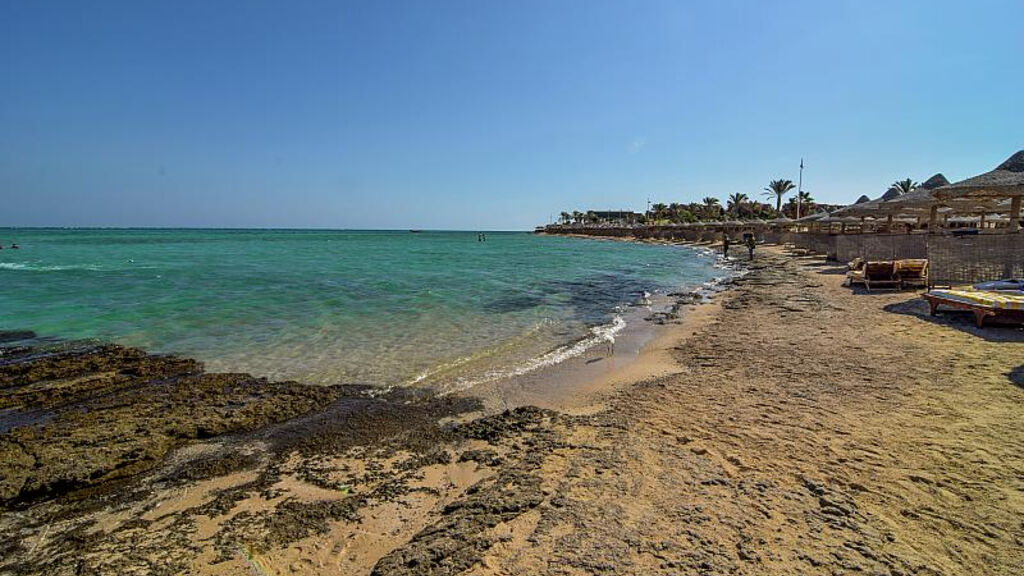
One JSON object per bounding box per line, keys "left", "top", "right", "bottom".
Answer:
{"left": 797, "top": 158, "right": 804, "bottom": 220}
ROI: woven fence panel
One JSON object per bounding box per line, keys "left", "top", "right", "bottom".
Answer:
{"left": 833, "top": 234, "right": 928, "bottom": 262}
{"left": 928, "top": 234, "right": 1024, "bottom": 287}
{"left": 792, "top": 234, "right": 812, "bottom": 250}
{"left": 861, "top": 234, "right": 927, "bottom": 261}
{"left": 835, "top": 235, "right": 863, "bottom": 263}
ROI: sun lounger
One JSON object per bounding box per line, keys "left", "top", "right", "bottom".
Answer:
{"left": 895, "top": 259, "right": 928, "bottom": 289}
{"left": 846, "top": 259, "right": 866, "bottom": 287}
{"left": 923, "top": 289, "right": 1024, "bottom": 327}
{"left": 862, "top": 261, "right": 898, "bottom": 291}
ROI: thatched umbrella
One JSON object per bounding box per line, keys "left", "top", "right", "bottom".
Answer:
{"left": 920, "top": 173, "right": 950, "bottom": 190}
{"left": 794, "top": 211, "right": 828, "bottom": 222}
{"left": 855, "top": 194, "right": 871, "bottom": 204}
{"left": 934, "top": 151, "right": 1024, "bottom": 232}
{"left": 818, "top": 214, "right": 862, "bottom": 233}
{"left": 792, "top": 211, "right": 829, "bottom": 233}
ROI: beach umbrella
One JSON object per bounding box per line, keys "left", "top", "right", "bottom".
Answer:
{"left": 934, "top": 150, "right": 1024, "bottom": 231}
{"left": 855, "top": 194, "right": 871, "bottom": 204}
{"left": 794, "top": 211, "right": 829, "bottom": 222}
{"left": 920, "top": 173, "right": 951, "bottom": 190}
{"left": 819, "top": 215, "right": 860, "bottom": 223}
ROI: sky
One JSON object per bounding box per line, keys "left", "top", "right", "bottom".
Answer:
{"left": 1, "top": 0, "right": 1022, "bottom": 230}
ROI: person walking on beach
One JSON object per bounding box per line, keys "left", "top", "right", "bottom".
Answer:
{"left": 722, "top": 233, "right": 730, "bottom": 258}
{"left": 746, "top": 235, "right": 756, "bottom": 260}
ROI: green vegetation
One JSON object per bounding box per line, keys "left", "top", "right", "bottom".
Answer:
{"left": 763, "top": 179, "right": 796, "bottom": 212}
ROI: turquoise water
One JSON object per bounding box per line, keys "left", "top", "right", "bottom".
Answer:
{"left": 0, "top": 229, "right": 722, "bottom": 388}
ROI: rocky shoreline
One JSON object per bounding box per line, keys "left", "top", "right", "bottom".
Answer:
{"left": 2, "top": 247, "right": 1022, "bottom": 575}
{"left": 0, "top": 334, "right": 573, "bottom": 575}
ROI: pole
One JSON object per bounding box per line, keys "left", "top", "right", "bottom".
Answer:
{"left": 1010, "top": 196, "right": 1021, "bottom": 233}
{"left": 797, "top": 158, "right": 804, "bottom": 220}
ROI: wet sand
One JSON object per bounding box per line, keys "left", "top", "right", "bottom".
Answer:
{"left": 2, "top": 245, "right": 1023, "bottom": 575}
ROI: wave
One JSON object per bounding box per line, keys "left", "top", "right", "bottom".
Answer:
{"left": 431, "top": 314, "right": 627, "bottom": 395}
{"left": 0, "top": 262, "right": 103, "bottom": 272}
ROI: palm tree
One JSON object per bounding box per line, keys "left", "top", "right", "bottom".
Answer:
{"left": 651, "top": 203, "right": 668, "bottom": 222}
{"left": 559, "top": 211, "right": 571, "bottom": 224}
{"left": 572, "top": 211, "right": 583, "bottom": 224}
{"left": 668, "top": 202, "right": 683, "bottom": 223}
{"left": 763, "top": 179, "right": 796, "bottom": 212}
{"left": 888, "top": 178, "right": 919, "bottom": 196}
{"left": 727, "top": 193, "right": 749, "bottom": 217}
{"left": 701, "top": 197, "right": 722, "bottom": 220}
{"left": 785, "top": 191, "right": 816, "bottom": 218}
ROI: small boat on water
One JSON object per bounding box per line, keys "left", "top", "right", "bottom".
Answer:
{"left": 409, "top": 230, "right": 422, "bottom": 233}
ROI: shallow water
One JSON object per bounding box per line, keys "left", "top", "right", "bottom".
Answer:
{"left": 0, "top": 229, "right": 723, "bottom": 388}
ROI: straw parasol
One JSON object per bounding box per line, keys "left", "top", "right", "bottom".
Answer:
{"left": 818, "top": 215, "right": 860, "bottom": 223}
{"left": 934, "top": 151, "right": 1024, "bottom": 231}
{"left": 794, "top": 211, "right": 828, "bottom": 222}
{"left": 920, "top": 173, "right": 950, "bottom": 190}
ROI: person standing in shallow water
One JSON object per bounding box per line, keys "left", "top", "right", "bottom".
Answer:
{"left": 722, "top": 233, "right": 730, "bottom": 258}
{"left": 746, "top": 235, "right": 756, "bottom": 260}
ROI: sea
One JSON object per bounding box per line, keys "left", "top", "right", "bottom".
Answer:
{"left": 0, "top": 229, "right": 726, "bottom": 391}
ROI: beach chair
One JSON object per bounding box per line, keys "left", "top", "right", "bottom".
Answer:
{"left": 895, "top": 259, "right": 929, "bottom": 290}
{"left": 846, "top": 259, "right": 866, "bottom": 287}
{"left": 862, "top": 261, "right": 898, "bottom": 291}
{"left": 923, "top": 289, "right": 1024, "bottom": 327}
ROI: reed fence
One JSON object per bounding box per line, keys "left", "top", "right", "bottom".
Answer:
{"left": 927, "top": 234, "right": 1024, "bottom": 287}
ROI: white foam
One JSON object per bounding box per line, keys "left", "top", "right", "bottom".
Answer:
{"left": 435, "top": 314, "right": 627, "bottom": 395}
{"left": 0, "top": 262, "right": 103, "bottom": 272}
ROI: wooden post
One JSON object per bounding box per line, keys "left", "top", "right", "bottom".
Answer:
{"left": 928, "top": 205, "right": 939, "bottom": 234}
{"left": 886, "top": 214, "right": 893, "bottom": 233}
{"left": 1011, "top": 196, "right": 1021, "bottom": 233}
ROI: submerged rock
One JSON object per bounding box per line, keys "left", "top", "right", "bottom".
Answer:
{"left": 0, "top": 341, "right": 344, "bottom": 505}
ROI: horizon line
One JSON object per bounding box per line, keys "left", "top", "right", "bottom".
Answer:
{"left": 0, "top": 226, "right": 535, "bottom": 233}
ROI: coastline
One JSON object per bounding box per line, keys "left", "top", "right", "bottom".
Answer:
{"left": 3, "top": 244, "right": 1023, "bottom": 575}
{"left": 462, "top": 235, "right": 734, "bottom": 413}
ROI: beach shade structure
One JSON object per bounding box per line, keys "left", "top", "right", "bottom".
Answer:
{"left": 818, "top": 214, "right": 863, "bottom": 233}
{"left": 794, "top": 211, "right": 829, "bottom": 222}
{"left": 855, "top": 194, "right": 871, "bottom": 204}
{"left": 839, "top": 174, "right": 949, "bottom": 218}
{"left": 920, "top": 173, "right": 951, "bottom": 190}
{"left": 934, "top": 151, "right": 1024, "bottom": 232}
{"left": 881, "top": 188, "right": 903, "bottom": 201}
{"left": 794, "top": 211, "right": 829, "bottom": 227}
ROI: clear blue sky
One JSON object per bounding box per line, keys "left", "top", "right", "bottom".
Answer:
{"left": 2, "top": 1, "right": 1022, "bottom": 230}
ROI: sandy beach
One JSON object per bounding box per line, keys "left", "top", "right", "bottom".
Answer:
{"left": 2, "top": 244, "right": 1022, "bottom": 575}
